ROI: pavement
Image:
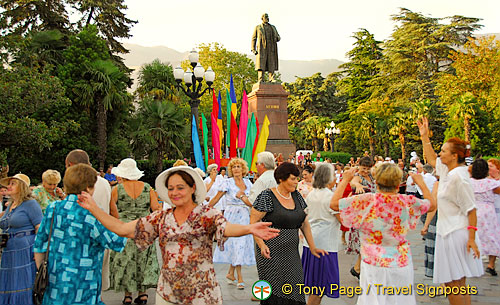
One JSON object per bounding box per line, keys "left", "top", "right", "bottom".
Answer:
{"left": 102, "top": 223, "right": 500, "bottom": 305}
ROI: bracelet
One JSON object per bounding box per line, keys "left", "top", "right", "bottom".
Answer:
{"left": 467, "top": 226, "right": 478, "bottom": 231}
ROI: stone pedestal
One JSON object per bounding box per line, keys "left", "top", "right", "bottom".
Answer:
{"left": 248, "top": 83, "right": 296, "bottom": 157}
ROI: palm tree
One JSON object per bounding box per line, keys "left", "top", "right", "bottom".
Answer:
{"left": 136, "top": 59, "right": 177, "bottom": 101}
{"left": 76, "top": 59, "right": 129, "bottom": 169}
{"left": 449, "top": 93, "right": 477, "bottom": 143}
{"left": 132, "top": 99, "right": 186, "bottom": 174}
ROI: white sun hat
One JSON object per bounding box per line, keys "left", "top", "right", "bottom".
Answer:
{"left": 155, "top": 166, "right": 207, "bottom": 206}
{"left": 111, "top": 158, "right": 144, "bottom": 181}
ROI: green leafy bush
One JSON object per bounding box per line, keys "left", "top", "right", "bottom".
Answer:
{"left": 315, "top": 151, "right": 352, "bottom": 164}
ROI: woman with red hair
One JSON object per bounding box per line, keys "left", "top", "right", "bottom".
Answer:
{"left": 418, "top": 117, "right": 482, "bottom": 305}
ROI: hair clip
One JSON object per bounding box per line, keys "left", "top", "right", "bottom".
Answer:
{"left": 465, "top": 144, "right": 471, "bottom": 150}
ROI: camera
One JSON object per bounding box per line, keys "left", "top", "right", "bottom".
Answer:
{"left": 0, "top": 233, "right": 9, "bottom": 248}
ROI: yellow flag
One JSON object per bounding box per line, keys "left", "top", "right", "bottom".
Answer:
{"left": 251, "top": 115, "right": 270, "bottom": 172}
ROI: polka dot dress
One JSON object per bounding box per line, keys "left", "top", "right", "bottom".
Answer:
{"left": 254, "top": 190, "right": 307, "bottom": 305}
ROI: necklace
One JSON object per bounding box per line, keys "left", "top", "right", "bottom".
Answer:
{"left": 276, "top": 187, "right": 291, "bottom": 200}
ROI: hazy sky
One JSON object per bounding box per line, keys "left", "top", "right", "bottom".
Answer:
{"left": 122, "top": 0, "right": 499, "bottom": 61}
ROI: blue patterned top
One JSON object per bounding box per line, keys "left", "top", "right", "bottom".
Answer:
{"left": 34, "top": 194, "right": 127, "bottom": 305}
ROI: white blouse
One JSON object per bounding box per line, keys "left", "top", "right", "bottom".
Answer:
{"left": 435, "top": 158, "right": 476, "bottom": 236}
{"left": 303, "top": 188, "right": 341, "bottom": 252}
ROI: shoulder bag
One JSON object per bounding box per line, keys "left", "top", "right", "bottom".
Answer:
{"left": 33, "top": 212, "right": 55, "bottom": 305}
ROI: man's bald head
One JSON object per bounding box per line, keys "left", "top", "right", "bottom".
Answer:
{"left": 66, "top": 149, "right": 91, "bottom": 168}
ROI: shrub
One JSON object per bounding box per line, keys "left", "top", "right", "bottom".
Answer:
{"left": 315, "top": 151, "right": 352, "bottom": 164}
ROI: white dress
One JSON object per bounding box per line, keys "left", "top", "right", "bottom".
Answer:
{"left": 433, "top": 158, "right": 483, "bottom": 284}
{"left": 213, "top": 178, "right": 256, "bottom": 266}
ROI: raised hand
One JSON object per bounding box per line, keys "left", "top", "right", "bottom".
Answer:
{"left": 77, "top": 191, "right": 98, "bottom": 211}
{"left": 342, "top": 168, "right": 358, "bottom": 182}
{"left": 249, "top": 222, "right": 279, "bottom": 240}
{"left": 417, "top": 117, "right": 430, "bottom": 138}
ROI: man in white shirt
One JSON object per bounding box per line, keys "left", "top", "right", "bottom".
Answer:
{"left": 249, "top": 151, "right": 277, "bottom": 204}
{"left": 417, "top": 164, "right": 437, "bottom": 197}
{"left": 406, "top": 162, "right": 424, "bottom": 197}
{"left": 65, "top": 149, "right": 112, "bottom": 290}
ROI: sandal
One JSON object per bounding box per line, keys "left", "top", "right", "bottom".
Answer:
{"left": 134, "top": 294, "right": 148, "bottom": 305}
{"left": 350, "top": 267, "right": 360, "bottom": 279}
{"left": 122, "top": 296, "right": 133, "bottom": 305}
{"left": 486, "top": 267, "right": 498, "bottom": 276}
{"left": 226, "top": 275, "right": 237, "bottom": 285}
{"left": 237, "top": 282, "right": 245, "bottom": 290}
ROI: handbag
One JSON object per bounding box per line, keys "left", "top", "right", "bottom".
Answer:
{"left": 33, "top": 213, "right": 55, "bottom": 305}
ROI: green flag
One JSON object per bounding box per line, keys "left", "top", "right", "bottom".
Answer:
{"left": 201, "top": 113, "right": 209, "bottom": 169}
{"left": 226, "top": 89, "right": 232, "bottom": 148}
{"left": 242, "top": 113, "right": 257, "bottom": 166}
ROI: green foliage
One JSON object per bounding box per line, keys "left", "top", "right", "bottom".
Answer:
{"left": 285, "top": 73, "right": 347, "bottom": 151}
{"left": 0, "top": 64, "right": 79, "bottom": 181}
{"left": 131, "top": 99, "right": 187, "bottom": 175}
{"left": 136, "top": 59, "right": 177, "bottom": 101}
{"left": 136, "top": 159, "right": 176, "bottom": 186}
{"left": 315, "top": 152, "right": 352, "bottom": 164}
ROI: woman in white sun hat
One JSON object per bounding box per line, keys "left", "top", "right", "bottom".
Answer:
{"left": 0, "top": 173, "right": 42, "bottom": 305}
{"left": 109, "top": 158, "right": 162, "bottom": 305}
{"left": 77, "top": 165, "right": 279, "bottom": 305}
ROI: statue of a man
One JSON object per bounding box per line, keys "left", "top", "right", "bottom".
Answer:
{"left": 251, "top": 13, "right": 280, "bottom": 83}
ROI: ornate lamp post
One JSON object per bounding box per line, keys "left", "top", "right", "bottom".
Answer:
{"left": 325, "top": 121, "right": 341, "bottom": 152}
{"left": 173, "top": 49, "right": 215, "bottom": 165}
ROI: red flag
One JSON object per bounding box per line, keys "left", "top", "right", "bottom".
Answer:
{"left": 229, "top": 112, "right": 238, "bottom": 158}
{"left": 211, "top": 113, "right": 221, "bottom": 168}
{"left": 252, "top": 115, "right": 260, "bottom": 160}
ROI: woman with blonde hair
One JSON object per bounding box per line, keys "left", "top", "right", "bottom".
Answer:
{"left": 32, "top": 169, "right": 65, "bottom": 213}
{"left": 332, "top": 163, "right": 435, "bottom": 305}
{"left": 109, "top": 158, "right": 161, "bottom": 305}
{"left": 0, "top": 174, "right": 42, "bottom": 304}
{"left": 209, "top": 158, "right": 254, "bottom": 289}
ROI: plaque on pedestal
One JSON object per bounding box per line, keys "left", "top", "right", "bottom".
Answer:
{"left": 248, "top": 83, "right": 296, "bottom": 157}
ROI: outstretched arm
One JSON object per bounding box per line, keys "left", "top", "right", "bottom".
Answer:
{"left": 208, "top": 191, "right": 226, "bottom": 207}
{"left": 224, "top": 221, "right": 279, "bottom": 240}
{"left": 78, "top": 191, "right": 136, "bottom": 238}
{"left": 417, "top": 117, "right": 437, "bottom": 167}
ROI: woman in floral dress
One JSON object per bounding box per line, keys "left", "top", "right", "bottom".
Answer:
{"left": 209, "top": 158, "right": 254, "bottom": 289}
{"left": 297, "top": 165, "right": 314, "bottom": 199}
{"left": 332, "top": 163, "right": 435, "bottom": 305}
{"left": 77, "top": 166, "right": 278, "bottom": 305}
{"left": 32, "top": 169, "right": 65, "bottom": 213}
{"left": 470, "top": 159, "right": 500, "bottom": 276}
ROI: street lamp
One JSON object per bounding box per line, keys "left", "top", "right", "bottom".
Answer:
{"left": 325, "top": 122, "right": 340, "bottom": 152}
{"left": 174, "top": 49, "right": 215, "bottom": 166}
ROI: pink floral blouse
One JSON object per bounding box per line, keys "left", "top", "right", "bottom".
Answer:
{"left": 135, "top": 204, "right": 227, "bottom": 305}
{"left": 340, "top": 193, "right": 429, "bottom": 268}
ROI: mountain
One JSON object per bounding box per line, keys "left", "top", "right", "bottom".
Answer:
{"left": 121, "top": 43, "right": 344, "bottom": 86}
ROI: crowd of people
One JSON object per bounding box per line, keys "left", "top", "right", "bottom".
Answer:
{"left": 0, "top": 117, "right": 499, "bottom": 305}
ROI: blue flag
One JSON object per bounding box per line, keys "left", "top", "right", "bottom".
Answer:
{"left": 192, "top": 115, "right": 205, "bottom": 172}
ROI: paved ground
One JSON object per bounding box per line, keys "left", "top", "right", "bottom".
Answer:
{"left": 102, "top": 223, "right": 500, "bottom": 304}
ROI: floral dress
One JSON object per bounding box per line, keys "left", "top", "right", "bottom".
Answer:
{"left": 471, "top": 178, "right": 500, "bottom": 256}
{"left": 213, "top": 178, "right": 255, "bottom": 266}
{"left": 297, "top": 180, "right": 313, "bottom": 199}
{"left": 340, "top": 193, "right": 429, "bottom": 267}
{"left": 32, "top": 186, "right": 60, "bottom": 213}
{"left": 135, "top": 204, "right": 227, "bottom": 305}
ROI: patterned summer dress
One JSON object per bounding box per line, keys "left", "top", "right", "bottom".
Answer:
{"left": 110, "top": 183, "right": 159, "bottom": 292}
{"left": 253, "top": 189, "right": 307, "bottom": 305}
{"left": 471, "top": 178, "right": 500, "bottom": 256}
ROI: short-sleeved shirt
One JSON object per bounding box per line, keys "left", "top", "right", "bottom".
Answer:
{"left": 0, "top": 199, "right": 42, "bottom": 233}
{"left": 340, "top": 193, "right": 429, "bottom": 268}
{"left": 34, "top": 195, "right": 127, "bottom": 305}
{"left": 32, "top": 186, "right": 59, "bottom": 213}
{"left": 218, "top": 177, "right": 252, "bottom": 207}
{"left": 304, "top": 188, "right": 340, "bottom": 252}
{"left": 435, "top": 158, "right": 476, "bottom": 236}
{"left": 134, "top": 204, "right": 227, "bottom": 305}
{"left": 471, "top": 178, "right": 500, "bottom": 205}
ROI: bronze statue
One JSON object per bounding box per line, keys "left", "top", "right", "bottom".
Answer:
{"left": 251, "top": 13, "right": 280, "bottom": 82}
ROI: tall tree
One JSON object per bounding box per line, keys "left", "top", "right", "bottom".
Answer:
{"left": 136, "top": 59, "right": 177, "bottom": 101}
{"left": 131, "top": 99, "right": 186, "bottom": 174}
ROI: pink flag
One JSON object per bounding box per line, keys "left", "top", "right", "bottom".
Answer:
{"left": 238, "top": 90, "right": 249, "bottom": 148}
{"left": 211, "top": 113, "right": 221, "bottom": 168}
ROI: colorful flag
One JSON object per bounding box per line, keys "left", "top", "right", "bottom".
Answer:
{"left": 201, "top": 113, "right": 209, "bottom": 170}
{"left": 217, "top": 91, "right": 223, "bottom": 148}
{"left": 191, "top": 115, "right": 205, "bottom": 172}
{"left": 230, "top": 74, "right": 237, "bottom": 117}
{"left": 251, "top": 115, "right": 270, "bottom": 172}
{"left": 212, "top": 90, "right": 218, "bottom": 120}
{"left": 252, "top": 115, "right": 260, "bottom": 160}
{"left": 229, "top": 112, "right": 238, "bottom": 158}
{"left": 226, "top": 89, "right": 232, "bottom": 148}
{"left": 242, "top": 113, "right": 258, "bottom": 165}
{"left": 211, "top": 113, "right": 221, "bottom": 168}
{"left": 238, "top": 90, "right": 249, "bottom": 148}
